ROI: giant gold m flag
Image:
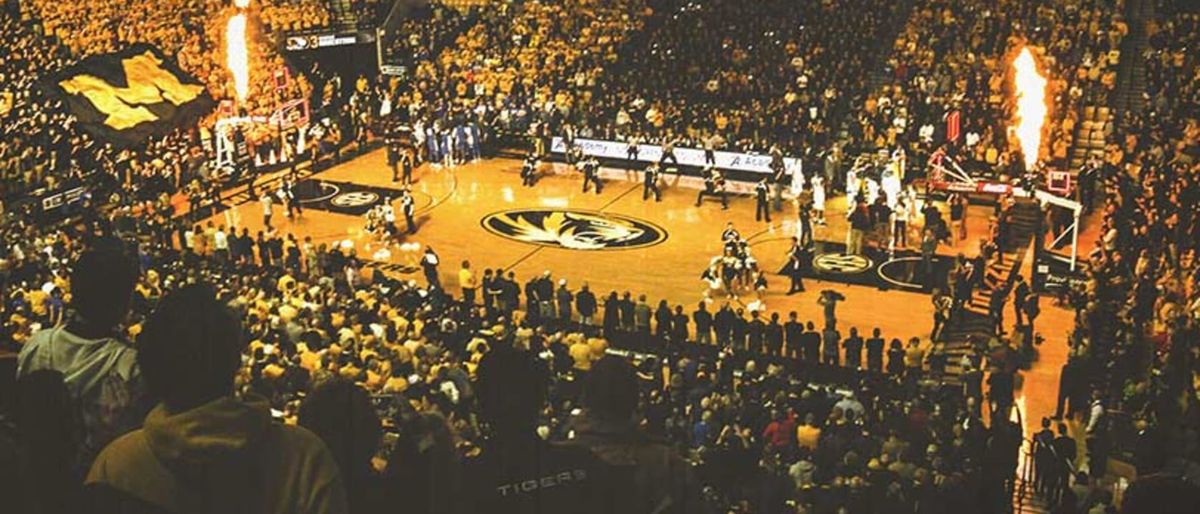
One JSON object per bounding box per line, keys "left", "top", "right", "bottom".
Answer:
{"left": 44, "top": 44, "right": 215, "bottom": 147}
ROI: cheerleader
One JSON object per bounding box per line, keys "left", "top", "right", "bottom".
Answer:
{"left": 364, "top": 205, "right": 383, "bottom": 238}
{"left": 753, "top": 268, "right": 768, "bottom": 302}
{"left": 892, "top": 198, "right": 912, "bottom": 250}
{"left": 701, "top": 256, "right": 723, "bottom": 296}
{"left": 720, "top": 249, "right": 740, "bottom": 297}
{"left": 740, "top": 245, "right": 758, "bottom": 289}
{"left": 721, "top": 222, "right": 741, "bottom": 250}
{"left": 381, "top": 201, "right": 398, "bottom": 240}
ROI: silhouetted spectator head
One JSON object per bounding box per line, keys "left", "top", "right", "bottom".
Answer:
{"left": 299, "top": 378, "right": 382, "bottom": 479}
{"left": 475, "top": 348, "right": 548, "bottom": 439}
{"left": 583, "top": 355, "right": 638, "bottom": 427}
{"left": 137, "top": 284, "right": 244, "bottom": 412}
{"left": 70, "top": 241, "right": 138, "bottom": 330}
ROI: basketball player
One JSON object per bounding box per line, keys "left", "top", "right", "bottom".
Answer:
{"left": 280, "top": 178, "right": 301, "bottom": 219}
{"left": 381, "top": 199, "right": 397, "bottom": 240}
{"left": 260, "top": 192, "right": 273, "bottom": 228}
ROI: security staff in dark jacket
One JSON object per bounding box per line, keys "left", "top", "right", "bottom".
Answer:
{"left": 693, "top": 303, "right": 713, "bottom": 345}
{"left": 400, "top": 189, "right": 416, "bottom": 234}
{"left": 713, "top": 303, "right": 735, "bottom": 346}
{"left": 747, "top": 311, "right": 766, "bottom": 353}
{"left": 784, "top": 312, "right": 803, "bottom": 360}
{"left": 642, "top": 163, "right": 662, "bottom": 201}
{"left": 754, "top": 179, "right": 770, "bottom": 222}
{"left": 765, "top": 313, "right": 784, "bottom": 356}
{"left": 581, "top": 157, "right": 602, "bottom": 194}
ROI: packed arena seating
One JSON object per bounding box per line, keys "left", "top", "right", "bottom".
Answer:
{"left": 1058, "top": 0, "right": 1200, "bottom": 494}
{"left": 2, "top": 0, "right": 1199, "bottom": 513}
{"left": 865, "top": 0, "right": 1128, "bottom": 179}
{"left": 584, "top": 0, "right": 904, "bottom": 155}
{"left": 0, "top": 13, "right": 194, "bottom": 205}
{"left": 407, "top": 0, "right": 647, "bottom": 136}
{"left": 21, "top": 0, "right": 325, "bottom": 130}
{"left": 260, "top": 0, "right": 334, "bottom": 33}
{"left": 1, "top": 204, "right": 1029, "bottom": 513}
{"left": 378, "top": 2, "right": 475, "bottom": 80}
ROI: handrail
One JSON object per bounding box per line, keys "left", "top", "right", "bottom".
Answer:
{"left": 1018, "top": 433, "right": 1080, "bottom": 512}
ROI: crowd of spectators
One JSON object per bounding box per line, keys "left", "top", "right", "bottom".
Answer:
{"left": 862, "top": 0, "right": 1128, "bottom": 180}
{"left": 0, "top": 13, "right": 194, "bottom": 206}
{"left": 0, "top": 188, "right": 1041, "bottom": 513}
{"left": 1049, "top": 0, "right": 1200, "bottom": 507}
{"left": 1, "top": 0, "right": 1199, "bottom": 512}
{"left": 22, "top": 0, "right": 324, "bottom": 116}
{"left": 0, "top": 0, "right": 333, "bottom": 204}
{"left": 581, "top": 0, "right": 903, "bottom": 156}
{"left": 260, "top": 0, "right": 334, "bottom": 33}
{"left": 398, "top": 0, "right": 647, "bottom": 138}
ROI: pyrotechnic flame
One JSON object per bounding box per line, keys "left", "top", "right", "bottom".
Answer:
{"left": 226, "top": 13, "right": 249, "bottom": 101}
{"left": 1011, "top": 47, "right": 1048, "bottom": 171}
{"left": 234, "top": 0, "right": 249, "bottom": 8}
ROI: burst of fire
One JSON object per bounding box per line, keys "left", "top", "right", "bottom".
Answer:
{"left": 1011, "top": 47, "right": 1048, "bottom": 171}
{"left": 226, "top": 1, "right": 250, "bottom": 102}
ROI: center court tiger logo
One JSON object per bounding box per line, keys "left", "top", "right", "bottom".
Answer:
{"left": 331, "top": 191, "right": 380, "bottom": 208}
{"left": 813, "top": 253, "right": 873, "bottom": 274}
{"left": 481, "top": 209, "right": 668, "bottom": 250}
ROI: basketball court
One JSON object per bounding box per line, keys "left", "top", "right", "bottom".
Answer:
{"left": 197, "top": 149, "right": 1076, "bottom": 432}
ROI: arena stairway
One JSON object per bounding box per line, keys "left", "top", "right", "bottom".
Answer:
{"left": 1013, "top": 475, "right": 1054, "bottom": 514}
{"left": 939, "top": 198, "right": 1041, "bottom": 383}
{"left": 855, "top": 0, "right": 918, "bottom": 138}
{"left": 1067, "top": 0, "right": 1153, "bottom": 172}
{"left": 1112, "top": 0, "right": 1154, "bottom": 119}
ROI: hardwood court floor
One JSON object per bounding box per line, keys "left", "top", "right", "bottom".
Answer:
{"left": 206, "top": 148, "right": 1076, "bottom": 437}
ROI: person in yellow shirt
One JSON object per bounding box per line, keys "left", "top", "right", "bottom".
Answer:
{"left": 796, "top": 413, "right": 822, "bottom": 451}
{"left": 458, "top": 260, "right": 477, "bottom": 307}
{"left": 27, "top": 286, "right": 49, "bottom": 318}
{"left": 904, "top": 337, "right": 927, "bottom": 374}
{"left": 382, "top": 366, "right": 409, "bottom": 394}
{"left": 569, "top": 339, "right": 593, "bottom": 372}
{"left": 297, "top": 343, "right": 321, "bottom": 373}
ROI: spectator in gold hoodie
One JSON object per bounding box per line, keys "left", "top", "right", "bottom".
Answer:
{"left": 85, "top": 284, "right": 348, "bottom": 514}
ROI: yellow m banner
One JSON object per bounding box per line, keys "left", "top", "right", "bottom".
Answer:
{"left": 58, "top": 51, "right": 206, "bottom": 130}
{"left": 47, "top": 44, "right": 214, "bottom": 147}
